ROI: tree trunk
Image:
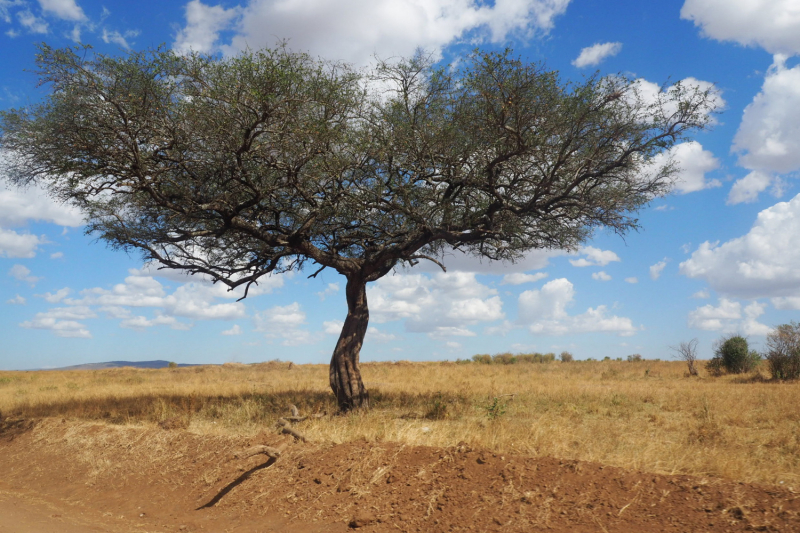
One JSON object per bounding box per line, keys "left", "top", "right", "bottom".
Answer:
{"left": 329, "top": 276, "right": 370, "bottom": 412}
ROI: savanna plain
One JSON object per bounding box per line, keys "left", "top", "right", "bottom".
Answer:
{"left": 1, "top": 359, "right": 799, "bottom": 532}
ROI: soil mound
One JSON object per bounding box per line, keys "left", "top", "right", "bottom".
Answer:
{"left": 1, "top": 418, "right": 798, "bottom": 532}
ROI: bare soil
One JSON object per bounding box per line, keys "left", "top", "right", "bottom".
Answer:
{"left": 1, "top": 416, "right": 799, "bottom": 532}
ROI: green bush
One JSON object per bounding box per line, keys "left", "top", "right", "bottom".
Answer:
{"left": 471, "top": 354, "right": 492, "bottom": 364}
{"left": 627, "top": 354, "right": 643, "bottom": 362}
{"left": 559, "top": 351, "right": 574, "bottom": 362}
{"left": 710, "top": 335, "right": 760, "bottom": 374}
{"left": 765, "top": 322, "right": 800, "bottom": 380}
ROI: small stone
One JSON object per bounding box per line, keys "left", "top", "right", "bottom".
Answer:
{"left": 349, "top": 512, "right": 377, "bottom": 528}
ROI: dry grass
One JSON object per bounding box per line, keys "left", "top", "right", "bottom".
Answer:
{"left": 1, "top": 359, "right": 799, "bottom": 487}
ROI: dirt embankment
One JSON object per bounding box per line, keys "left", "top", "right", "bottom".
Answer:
{"left": 1, "top": 417, "right": 799, "bottom": 533}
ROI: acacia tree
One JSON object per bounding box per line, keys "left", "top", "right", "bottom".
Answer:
{"left": 0, "top": 44, "right": 717, "bottom": 411}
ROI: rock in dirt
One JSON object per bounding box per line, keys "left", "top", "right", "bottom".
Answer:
{"left": 349, "top": 512, "right": 377, "bottom": 528}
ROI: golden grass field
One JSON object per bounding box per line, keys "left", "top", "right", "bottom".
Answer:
{"left": 1, "top": 359, "right": 798, "bottom": 488}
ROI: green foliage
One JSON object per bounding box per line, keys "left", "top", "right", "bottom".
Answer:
{"left": 710, "top": 335, "right": 760, "bottom": 374}
{"left": 168, "top": 361, "right": 178, "bottom": 369}
{"left": 765, "top": 322, "right": 800, "bottom": 380}
{"left": 483, "top": 397, "right": 507, "bottom": 420}
{"left": 425, "top": 392, "right": 449, "bottom": 420}
{"left": 559, "top": 351, "right": 574, "bottom": 362}
{"left": 627, "top": 354, "right": 644, "bottom": 362}
{"left": 470, "top": 352, "right": 555, "bottom": 365}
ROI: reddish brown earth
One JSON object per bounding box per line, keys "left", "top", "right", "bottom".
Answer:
{"left": 1, "top": 416, "right": 799, "bottom": 533}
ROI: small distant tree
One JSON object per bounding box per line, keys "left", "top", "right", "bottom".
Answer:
{"left": 559, "top": 351, "right": 574, "bottom": 363}
{"left": 670, "top": 338, "right": 699, "bottom": 376}
{"left": 0, "top": 44, "right": 716, "bottom": 411}
{"left": 167, "top": 361, "right": 178, "bottom": 369}
{"left": 627, "top": 354, "right": 643, "bottom": 362}
{"left": 764, "top": 322, "right": 800, "bottom": 380}
{"left": 710, "top": 334, "right": 760, "bottom": 375}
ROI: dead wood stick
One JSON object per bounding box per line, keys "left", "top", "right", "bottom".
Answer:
{"left": 281, "top": 426, "right": 307, "bottom": 442}
{"left": 290, "top": 404, "right": 300, "bottom": 417}
{"left": 235, "top": 444, "right": 285, "bottom": 460}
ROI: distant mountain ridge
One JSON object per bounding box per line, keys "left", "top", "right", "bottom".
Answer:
{"left": 53, "top": 360, "right": 199, "bottom": 370}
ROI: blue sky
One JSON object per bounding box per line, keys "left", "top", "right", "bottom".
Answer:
{"left": 2, "top": 0, "right": 800, "bottom": 369}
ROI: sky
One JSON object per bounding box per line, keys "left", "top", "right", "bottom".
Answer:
{"left": 1, "top": 0, "right": 800, "bottom": 369}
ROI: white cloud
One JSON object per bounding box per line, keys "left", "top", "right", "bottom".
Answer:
{"left": 254, "top": 302, "right": 319, "bottom": 345}
{"left": 120, "top": 314, "right": 192, "bottom": 330}
{"left": 592, "top": 271, "right": 611, "bottom": 281}
{"left": 19, "top": 306, "right": 95, "bottom": 338}
{"left": 221, "top": 324, "right": 242, "bottom": 335}
{"left": 641, "top": 141, "right": 721, "bottom": 195}
{"left": 101, "top": 28, "right": 139, "bottom": 49}
{"left": 0, "top": 1, "right": 25, "bottom": 24}
{"left": 445, "top": 341, "right": 462, "bottom": 350}
{"left": 40, "top": 287, "right": 70, "bottom": 303}
{"left": 177, "top": 0, "right": 571, "bottom": 66}
{"left": 649, "top": 259, "right": 667, "bottom": 280}
{"left": 50, "top": 251, "right": 63, "bottom": 259}
{"left": 631, "top": 77, "right": 724, "bottom": 124}
{"left": 501, "top": 272, "right": 548, "bottom": 285}
{"left": 0, "top": 228, "right": 43, "bottom": 258}
{"left": 681, "top": 0, "right": 800, "bottom": 56}
{"left": 37, "top": 0, "right": 86, "bottom": 21}
{"left": 369, "top": 271, "right": 503, "bottom": 334}
{"left": 681, "top": 193, "right": 800, "bottom": 299}
{"left": 692, "top": 288, "right": 711, "bottom": 299}
{"left": 624, "top": 277, "right": 638, "bottom": 284}
{"left": 569, "top": 246, "right": 620, "bottom": 267}
{"left": 316, "top": 282, "right": 340, "bottom": 301}
{"left": 174, "top": 0, "right": 240, "bottom": 54}
{"left": 8, "top": 264, "right": 40, "bottom": 285}
{"left": 323, "top": 320, "right": 344, "bottom": 335}
{"left": 518, "top": 278, "right": 638, "bottom": 336}
{"left": 365, "top": 326, "right": 398, "bottom": 343}
{"left": 729, "top": 56, "right": 800, "bottom": 203}
{"left": 17, "top": 9, "right": 48, "bottom": 33}
{"left": 6, "top": 294, "right": 25, "bottom": 305}
{"left": 727, "top": 171, "right": 774, "bottom": 205}
{"left": 687, "top": 298, "right": 771, "bottom": 335}
{"left": 20, "top": 315, "right": 90, "bottom": 338}
{"left": 0, "top": 181, "right": 84, "bottom": 227}
{"left": 572, "top": 41, "right": 622, "bottom": 68}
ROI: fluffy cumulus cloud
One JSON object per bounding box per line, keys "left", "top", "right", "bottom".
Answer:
{"left": 173, "top": 0, "right": 239, "bottom": 54}
{"left": 640, "top": 141, "right": 721, "bottom": 195}
{"left": 175, "top": 0, "right": 571, "bottom": 64}
{"left": 0, "top": 228, "right": 44, "bottom": 258}
{"left": 681, "top": 193, "right": 800, "bottom": 301}
{"left": 568, "top": 246, "right": 620, "bottom": 267}
{"left": 572, "top": 41, "right": 622, "bottom": 68}
{"left": 649, "top": 259, "right": 667, "bottom": 280}
{"left": 592, "top": 271, "right": 611, "bottom": 281}
{"left": 17, "top": 266, "right": 287, "bottom": 338}
{"left": 729, "top": 57, "right": 800, "bottom": 203}
{"left": 20, "top": 305, "right": 95, "bottom": 338}
{"left": 517, "top": 278, "right": 638, "bottom": 336}
{"left": 37, "top": 0, "right": 86, "bottom": 21}
{"left": 687, "top": 298, "right": 771, "bottom": 335}
{"left": 416, "top": 247, "right": 565, "bottom": 274}
{"left": 681, "top": 0, "right": 800, "bottom": 56}
{"left": 368, "top": 271, "right": 503, "bottom": 338}
{"left": 254, "top": 302, "right": 320, "bottom": 345}
{"left": 631, "top": 77, "right": 724, "bottom": 124}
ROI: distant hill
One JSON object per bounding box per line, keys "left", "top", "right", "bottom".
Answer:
{"left": 53, "top": 360, "right": 200, "bottom": 370}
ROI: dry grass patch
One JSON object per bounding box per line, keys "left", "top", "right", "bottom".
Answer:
{"left": 1, "top": 360, "right": 799, "bottom": 487}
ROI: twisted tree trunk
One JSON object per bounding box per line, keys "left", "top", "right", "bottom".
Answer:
{"left": 329, "top": 276, "right": 370, "bottom": 411}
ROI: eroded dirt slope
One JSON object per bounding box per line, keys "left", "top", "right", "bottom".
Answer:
{"left": 1, "top": 417, "right": 798, "bottom": 532}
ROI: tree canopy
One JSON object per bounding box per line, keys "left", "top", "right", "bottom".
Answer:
{"left": 0, "top": 44, "right": 718, "bottom": 411}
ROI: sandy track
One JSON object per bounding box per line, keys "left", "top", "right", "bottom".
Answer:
{"left": 1, "top": 417, "right": 799, "bottom": 532}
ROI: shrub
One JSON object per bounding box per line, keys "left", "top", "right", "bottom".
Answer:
{"left": 765, "top": 322, "right": 800, "bottom": 380}
{"left": 168, "top": 361, "right": 178, "bottom": 369}
{"left": 559, "top": 351, "right": 574, "bottom": 363}
{"left": 472, "top": 354, "right": 492, "bottom": 364}
{"left": 627, "top": 354, "right": 643, "bottom": 362}
{"left": 711, "top": 335, "right": 760, "bottom": 374}
{"left": 492, "top": 352, "right": 516, "bottom": 365}
{"left": 670, "top": 338, "right": 699, "bottom": 376}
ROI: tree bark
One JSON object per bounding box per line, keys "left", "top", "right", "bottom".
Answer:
{"left": 330, "top": 276, "right": 370, "bottom": 412}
